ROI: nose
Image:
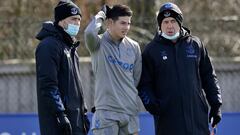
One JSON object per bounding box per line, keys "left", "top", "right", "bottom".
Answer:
{"left": 167, "top": 22, "right": 173, "bottom": 28}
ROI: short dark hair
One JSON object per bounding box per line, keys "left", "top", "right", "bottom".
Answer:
{"left": 107, "top": 4, "right": 132, "bottom": 21}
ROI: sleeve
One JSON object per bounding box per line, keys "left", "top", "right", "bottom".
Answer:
{"left": 35, "top": 39, "right": 65, "bottom": 114}
{"left": 133, "top": 44, "right": 142, "bottom": 87}
{"left": 199, "top": 41, "right": 222, "bottom": 109}
{"left": 84, "top": 11, "right": 106, "bottom": 53}
{"left": 137, "top": 48, "right": 161, "bottom": 115}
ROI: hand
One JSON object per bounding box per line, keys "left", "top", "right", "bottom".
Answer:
{"left": 209, "top": 107, "right": 222, "bottom": 127}
{"left": 139, "top": 90, "right": 161, "bottom": 115}
{"left": 57, "top": 112, "right": 72, "bottom": 135}
{"left": 101, "top": 4, "right": 111, "bottom": 18}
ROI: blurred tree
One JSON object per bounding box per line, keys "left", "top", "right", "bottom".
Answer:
{"left": 0, "top": 0, "right": 239, "bottom": 60}
{"left": 176, "top": 0, "right": 240, "bottom": 56}
{"left": 127, "top": 0, "right": 156, "bottom": 50}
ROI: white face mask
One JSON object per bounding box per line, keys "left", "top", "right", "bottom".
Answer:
{"left": 161, "top": 32, "right": 180, "bottom": 41}
{"left": 64, "top": 23, "right": 80, "bottom": 37}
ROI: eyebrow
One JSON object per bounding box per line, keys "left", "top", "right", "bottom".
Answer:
{"left": 72, "top": 17, "right": 81, "bottom": 20}
{"left": 120, "top": 20, "right": 131, "bottom": 23}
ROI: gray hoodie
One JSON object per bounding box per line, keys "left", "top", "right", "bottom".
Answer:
{"left": 84, "top": 14, "right": 142, "bottom": 115}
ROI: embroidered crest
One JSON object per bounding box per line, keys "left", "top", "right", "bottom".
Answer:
{"left": 186, "top": 45, "right": 195, "bottom": 54}
{"left": 71, "top": 7, "right": 78, "bottom": 15}
{"left": 186, "top": 45, "right": 197, "bottom": 58}
{"left": 164, "top": 11, "right": 171, "bottom": 17}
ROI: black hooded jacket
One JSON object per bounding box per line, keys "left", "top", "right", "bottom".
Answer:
{"left": 138, "top": 28, "right": 222, "bottom": 135}
{"left": 35, "top": 21, "right": 86, "bottom": 134}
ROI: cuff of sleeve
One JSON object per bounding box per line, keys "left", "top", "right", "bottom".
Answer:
{"left": 95, "top": 11, "right": 106, "bottom": 20}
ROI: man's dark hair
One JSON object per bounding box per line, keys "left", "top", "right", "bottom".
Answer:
{"left": 107, "top": 4, "right": 132, "bottom": 21}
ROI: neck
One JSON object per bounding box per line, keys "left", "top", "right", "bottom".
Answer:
{"left": 108, "top": 30, "right": 121, "bottom": 42}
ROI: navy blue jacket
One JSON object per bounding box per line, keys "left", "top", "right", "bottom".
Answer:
{"left": 138, "top": 28, "right": 222, "bottom": 135}
{"left": 35, "top": 21, "right": 86, "bottom": 135}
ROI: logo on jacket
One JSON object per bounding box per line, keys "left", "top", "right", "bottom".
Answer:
{"left": 106, "top": 55, "right": 134, "bottom": 72}
{"left": 164, "top": 11, "right": 171, "bottom": 17}
{"left": 95, "top": 119, "right": 100, "bottom": 129}
{"left": 186, "top": 45, "right": 197, "bottom": 58}
{"left": 160, "top": 51, "right": 168, "bottom": 60}
{"left": 71, "top": 8, "right": 78, "bottom": 15}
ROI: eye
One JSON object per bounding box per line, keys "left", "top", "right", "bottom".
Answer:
{"left": 120, "top": 21, "right": 131, "bottom": 26}
{"left": 163, "top": 21, "right": 169, "bottom": 24}
{"left": 171, "top": 20, "right": 176, "bottom": 23}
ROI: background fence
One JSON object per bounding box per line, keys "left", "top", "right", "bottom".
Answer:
{"left": 0, "top": 57, "right": 239, "bottom": 113}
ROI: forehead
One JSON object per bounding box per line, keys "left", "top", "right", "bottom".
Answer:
{"left": 162, "top": 17, "right": 176, "bottom": 22}
{"left": 116, "top": 16, "right": 131, "bottom": 22}
{"left": 65, "top": 15, "right": 81, "bottom": 20}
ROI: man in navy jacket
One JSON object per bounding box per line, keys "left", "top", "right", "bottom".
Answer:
{"left": 35, "top": 1, "right": 89, "bottom": 135}
{"left": 138, "top": 2, "right": 222, "bottom": 135}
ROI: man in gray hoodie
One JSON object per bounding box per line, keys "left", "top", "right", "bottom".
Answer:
{"left": 84, "top": 4, "right": 142, "bottom": 135}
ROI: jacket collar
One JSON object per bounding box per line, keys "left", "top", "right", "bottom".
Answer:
{"left": 103, "top": 31, "right": 123, "bottom": 46}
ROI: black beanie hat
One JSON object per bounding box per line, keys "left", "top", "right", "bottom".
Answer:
{"left": 54, "top": 1, "right": 82, "bottom": 23}
{"left": 157, "top": 2, "right": 183, "bottom": 28}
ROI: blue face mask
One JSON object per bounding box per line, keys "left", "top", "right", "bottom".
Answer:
{"left": 64, "top": 24, "right": 80, "bottom": 37}
{"left": 161, "top": 32, "right": 180, "bottom": 41}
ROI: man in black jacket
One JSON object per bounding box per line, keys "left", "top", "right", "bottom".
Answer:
{"left": 138, "top": 2, "right": 222, "bottom": 135}
{"left": 35, "top": 1, "right": 89, "bottom": 135}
